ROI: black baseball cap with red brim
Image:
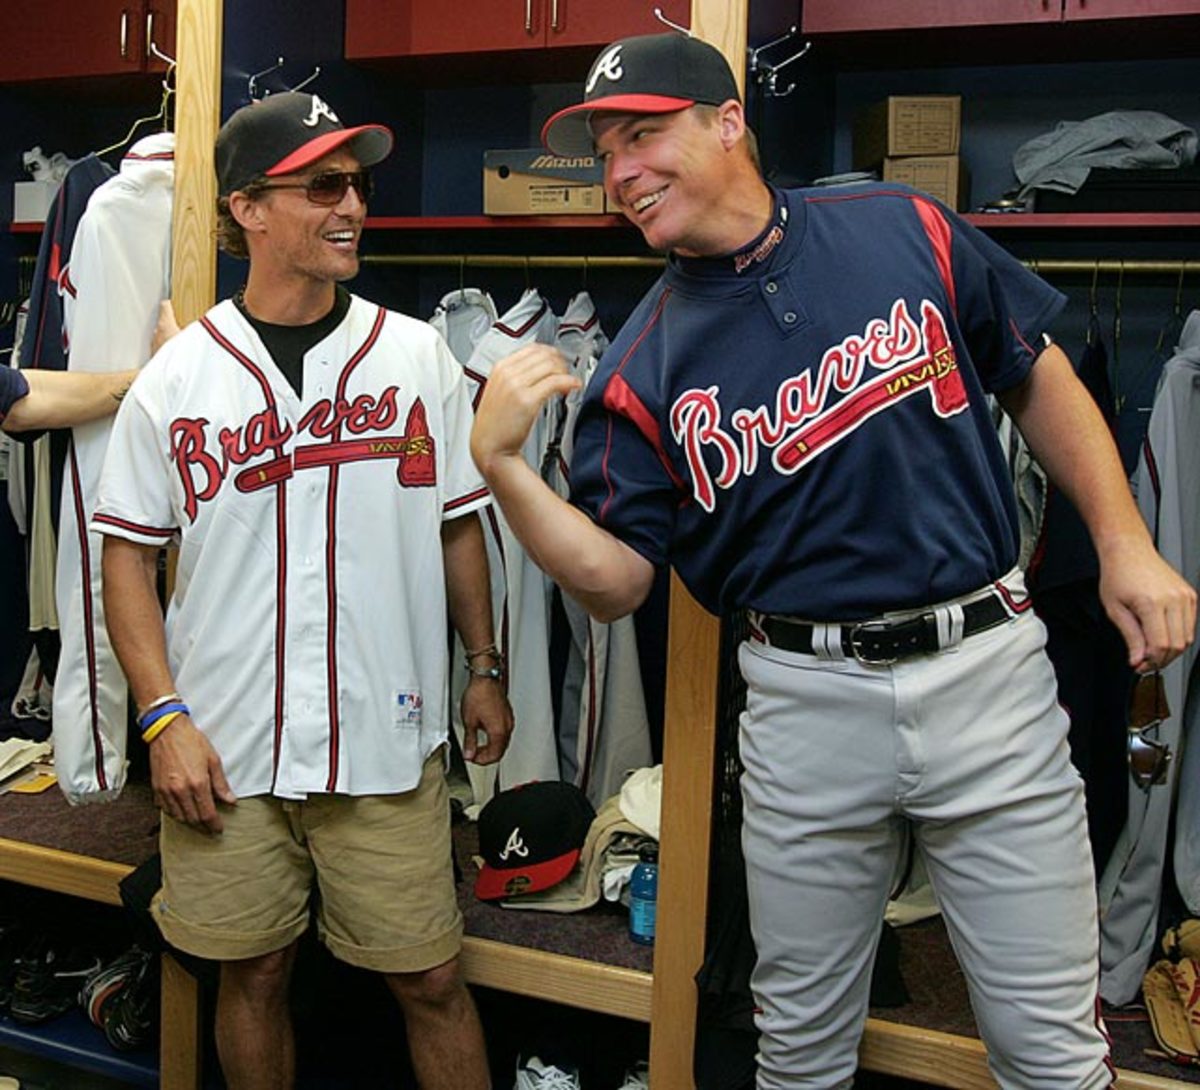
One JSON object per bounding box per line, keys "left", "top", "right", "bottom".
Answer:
{"left": 541, "top": 33, "right": 741, "bottom": 158}
{"left": 216, "top": 91, "right": 394, "bottom": 196}
{"left": 474, "top": 780, "right": 596, "bottom": 902}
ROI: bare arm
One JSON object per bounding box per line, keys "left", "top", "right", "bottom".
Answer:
{"left": 470, "top": 343, "right": 656, "bottom": 623}
{"left": 103, "top": 536, "right": 235, "bottom": 832}
{"left": 997, "top": 343, "right": 1196, "bottom": 671}
{"left": 442, "top": 513, "right": 514, "bottom": 765}
{"left": 3, "top": 368, "right": 139, "bottom": 432}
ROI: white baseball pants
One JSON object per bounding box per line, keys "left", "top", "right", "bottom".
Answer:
{"left": 738, "top": 578, "right": 1112, "bottom": 1090}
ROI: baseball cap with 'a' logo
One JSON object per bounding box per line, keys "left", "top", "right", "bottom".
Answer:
{"left": 541, "top": 33, "right": 741, "bottom": 158}
{"left": 215, "top": 91, "right": 394, "bottom": 196}
{"left": 474, "top": 780, "right": 596, "bottom": 901}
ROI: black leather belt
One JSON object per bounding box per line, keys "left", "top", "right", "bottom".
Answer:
{"left": 756, "top": 593, "right": 1012, "bottom": 665}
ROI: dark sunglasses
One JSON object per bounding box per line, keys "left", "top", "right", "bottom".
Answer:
{"left": 1127, "top": 671, "right": 1171, "bottom": 790}
{"left": 257, "top": 169, "right": 373, "bottom": 206}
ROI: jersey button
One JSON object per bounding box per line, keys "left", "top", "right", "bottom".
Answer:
{"left": 783, "top": 311, "right": 797, "bottom": 324}
{"left": 765, "top": 281, "right": 778, "bottom": 294}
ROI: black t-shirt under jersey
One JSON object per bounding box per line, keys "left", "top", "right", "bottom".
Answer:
{"left": 233, "top": 285, "right": 351, "bottom": 398}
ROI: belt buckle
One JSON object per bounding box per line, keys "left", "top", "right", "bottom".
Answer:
{"left": 847, "top": 620, "right": 900, "bottom": 665}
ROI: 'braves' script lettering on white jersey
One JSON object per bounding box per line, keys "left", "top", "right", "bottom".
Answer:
{"left": 168, "top": 387, "right": 441, "bottom": 520}
{"left": 669, "top": 298, "right": 965, "bottom": 512}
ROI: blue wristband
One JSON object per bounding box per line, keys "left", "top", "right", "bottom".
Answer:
{"left": 138, "top": 701, "right": 189, "bottom": 735}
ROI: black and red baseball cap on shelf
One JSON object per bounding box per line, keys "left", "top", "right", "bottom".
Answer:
{"left": 215, "top": 91, "right": 394, "bottom": 196}
{"left": 474, "top": 781, "right": 597, "bottom": 902}
{"left": 541, "top": 32, "right": 741, "bottom": 158}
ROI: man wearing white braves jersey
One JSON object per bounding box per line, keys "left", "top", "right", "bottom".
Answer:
{"left": 471, "top": 33, "right": 1196, "bottom": 1090}
{"left": 95, "top": 93, "right": 510, "bottom": 1090}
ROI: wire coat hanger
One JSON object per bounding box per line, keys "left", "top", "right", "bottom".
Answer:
{"left": 95, "top": 58, "right": 176, "bottom": 157}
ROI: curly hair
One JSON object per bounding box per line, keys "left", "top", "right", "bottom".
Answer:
{"left": 214, "top": 178, "right": 268, "bottom": 260}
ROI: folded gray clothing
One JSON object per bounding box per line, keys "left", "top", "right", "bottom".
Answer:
{"left": 1014, "top": 110, "right": 1197, "bottom": 197}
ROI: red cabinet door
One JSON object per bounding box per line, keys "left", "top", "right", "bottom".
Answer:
{"left": 1064, "top": 0, "right": 1200, "bottom": 17}
{"left": 0, "top": 1, "right": 149, "bottom": 82}
{"left": 802, "top": 0, "right": 1062, "bottom": 32}
{"left": 547, "top": 0, "right": 691, "bottom": 48}
{"left": 144, "top": 3, "right": 177, "bottom": 73}
{"left": 346, "top": 0, "right": 539, "bottom": 59}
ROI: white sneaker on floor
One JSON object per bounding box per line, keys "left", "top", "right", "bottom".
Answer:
{"left": 617, "top": 1061, "right": 650, "bottom": 1089}
{"left": 514, "top": 1054, "right": 582, "bottom": 1090}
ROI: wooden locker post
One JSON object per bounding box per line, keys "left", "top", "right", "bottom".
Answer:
{"left": 158, "top": 1, "right": 222, "bottom": 1087}
{"left": 647, "top": 6, "right": 748, "bottom": 1087}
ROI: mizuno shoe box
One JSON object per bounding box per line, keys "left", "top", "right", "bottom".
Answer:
{"left": 483, "top": 148, "right": 607, "bottom": 215}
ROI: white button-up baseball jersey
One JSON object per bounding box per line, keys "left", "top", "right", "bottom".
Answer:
{"left": 93, "top": 294, "right": 489, "bottom": 799}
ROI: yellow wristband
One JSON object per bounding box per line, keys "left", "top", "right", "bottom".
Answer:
{"left": 142, "top": 709, "right": 183, "bottom": 743}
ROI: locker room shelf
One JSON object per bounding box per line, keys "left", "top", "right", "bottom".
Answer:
{"left": 0, "top": 1009, "right": 158, "bottom": 1088}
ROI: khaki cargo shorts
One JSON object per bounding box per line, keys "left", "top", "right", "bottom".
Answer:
{"left": 152, "top": 752, "right": 462, "bottom": 973}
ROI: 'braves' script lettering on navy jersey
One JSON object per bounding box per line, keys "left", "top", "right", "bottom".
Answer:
{"left": 670, "top": 298, "right": 967, "bottom": 511}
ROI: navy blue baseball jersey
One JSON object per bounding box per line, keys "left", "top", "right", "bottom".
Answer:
{"left": 568, "top": 184, "right": 1066, "bottom": 619}
{"left": 0, "top": 366, "right": 30, "bottom": 426}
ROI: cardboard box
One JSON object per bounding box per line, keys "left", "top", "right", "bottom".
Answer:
{"left": 853, "top": 95, "right": 961, "bottom": 168}
{"left": 883, "top": 155, "right": 969, "bottom": 211}
{"left": 483, "top": 149, "right": 606, "bottom": 215}
{"left": 13, "top": 179, "right": 59, "bottom": 222}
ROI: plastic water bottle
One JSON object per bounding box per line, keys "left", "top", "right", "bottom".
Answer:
{"left": 629, "top": 843, "right": 659, "bottom": 946}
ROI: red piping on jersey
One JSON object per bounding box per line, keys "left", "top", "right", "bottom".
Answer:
{"left": 322, "top": 305, "right": 387, "bottom": 791}
{"left": 59, "top": 265, "right": 78, "bottom": 300}
{"left": 598, "top": 290, "right": 686, "bottom": 522}
{"left": 912, "top": 198, "right": 957, "bottom": 315}
{"left": 124, "top": 151, "right": 175, "bottom": 162}
{"left": 93, "top": 513, "right": 177, "bottom": 539}
{"left": 201, "top": 315, "right": 289, "bottom": 788}
{"left": 558, "top": 313, "right": 598, "bottom": 336}
{"left": 1008, "top": 316, "right": 1040, "bottom": 363}
{"left": 464, "top": 366, "right": 489, "bottom": 412}
{"left": 493, "top": 299, "right": 549, "bottom": 338}
{"left": 446, "top": 486, "right": 490, "bottom": 513}
{"left": 68, "top": 442, "right": 107, "bottom": 791}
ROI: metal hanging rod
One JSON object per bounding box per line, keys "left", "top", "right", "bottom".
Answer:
{"left": 1023, "top": 259, "right": 1198, "bottom": 276}
{"left": 360, "top": 255, "right": 1196, "bottom": 276}
{"left": 361, "top": 254, "right": 665, "bottom": 270}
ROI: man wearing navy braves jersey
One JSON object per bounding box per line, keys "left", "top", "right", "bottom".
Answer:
{"left": 0, "top": 366, "right": 138, "bottom": 434}
{"left": 95, "top": 93, "right": 510, "bottom": 1090}
{"left": 471, "top": 33, "right": 1196, "bottom": 1090}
